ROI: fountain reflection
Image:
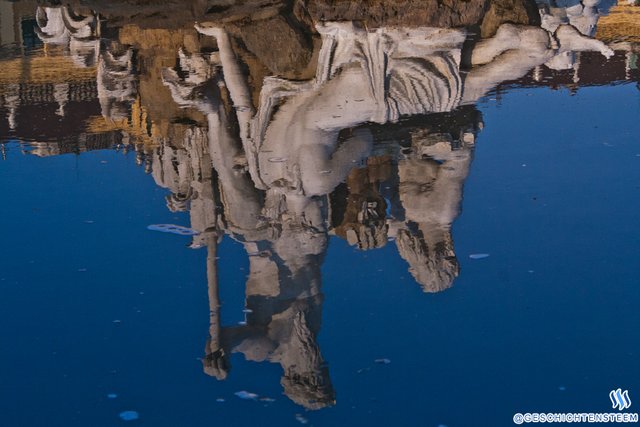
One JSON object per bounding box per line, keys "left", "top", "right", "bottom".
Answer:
{"left": 1, "top": 0, "right": 639, "bottom": 409}
{"left": 146, "top": 12, "right": 612, "bottom": 407}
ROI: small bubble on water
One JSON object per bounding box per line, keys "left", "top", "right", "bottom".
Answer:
{"left": 234, "top": 391, "right": 259, "bottom": 400}
{"left": 119, "top": 411, "right": 139, "bottom": 421}
{"left": 295, "top": 414, "right": 309, "bottom": 424}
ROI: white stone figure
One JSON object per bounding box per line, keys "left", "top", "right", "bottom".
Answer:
{"left": 35, "top": 7, "right": 71, "bottom": 45}
{"left": 535, "top": 0, "right": 613, "bottom": 70}
{"left": 147, "top": 127, "right": 217, "bottom": 233}
{"left": 463, "top": 23, "right": 613, "bottom": 99}
{"left": 35, "top": 7, "right": 100, "bottom": 67}
{"left": 193, "top": 26, "right": 257, "bottom": 174}
{"left": 151, "top": 144, "right": 194, "bottom": 210}
{"left": 153, "top": 16, "right": 620, "bottom": 404}
{"left": 162, "top": 47, "right": 334, "bottom": 409}
{"left": 200, "top": 209, "right": 333, "bottom": 409}
{"left": 97, "top": 47, "right": 137, "bottom": 121}
{"left": 193, "top": 21, "right": 613, "bottom": 200}
{"left": 162, "top": 19, "right": 616, "bottom": 294}
{"left": 537, "top": 0, "right": 601, "bottom": 36}
{"left": 163, "top": 56, "right": 270, "bottom": 244}
{"left": 250, "top": 22, "right": 466, "bottom": 197}
{"left": 193, "top": 22, "right": 465, "bottom": 196}
{"left": 394, "top": 125, "right": 479, "bottom": 293}
{"left": 158, "top": 18, "right": 620, "bottom": 394}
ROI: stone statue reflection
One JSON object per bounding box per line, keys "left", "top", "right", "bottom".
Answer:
{"left": 34, "top": 6, "right": 99, "bottom": 118}
{"left": 161, "top": 50, "right": 335, "bottom": 407}
{"left": 139, "top": 122, "right": 324, "bottom": 407}
{"left": 35, "top": 6, "right": 137, "bottom": 122}
{"left": 394, "top": 110, "right": 482, "bottom": 292}
{"left": 35, "top": 6, "right": 100, "bottom": 67}
{"left": 329, "top": 106, "right": 482, "bottom": 293}
{"left": 154, "top": 13, "right": 614, "bottom": 408}
{"left": 97, "top": 42, "right": 137, "bottom": 122}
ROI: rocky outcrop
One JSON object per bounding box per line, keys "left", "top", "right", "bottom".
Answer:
{"left": 303, "top": 0, "right": 488, "bottom": 28}
{"left": 28, "top": 0, "right": 541, "bottom": 31}
{"left": 235, "top": 14, "right": 316, "bottom": 79}
{"left": 479, "top": 0, "right": 541, "bottom": 37}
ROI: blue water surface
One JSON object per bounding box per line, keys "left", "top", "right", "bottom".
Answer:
{"left": 1, "top": 84, "right": 639, "bottom": 426}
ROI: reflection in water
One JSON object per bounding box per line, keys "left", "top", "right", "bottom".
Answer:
{"left": 1, "top": 0, "right": 639, "bottom": 410}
